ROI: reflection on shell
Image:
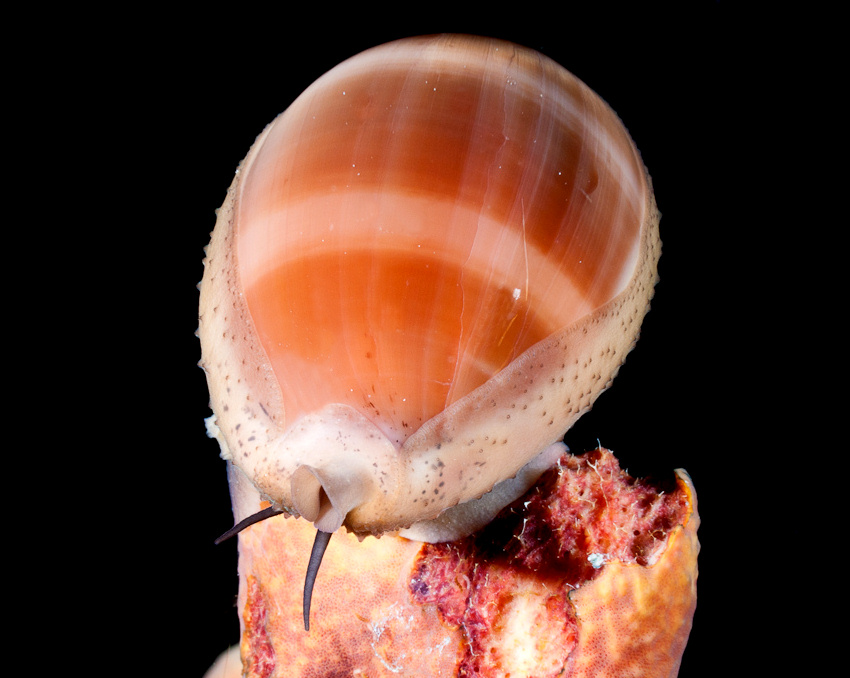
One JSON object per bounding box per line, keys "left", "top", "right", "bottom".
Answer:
{"left": 199, "top": 35, "right": 660, "bottom": 540}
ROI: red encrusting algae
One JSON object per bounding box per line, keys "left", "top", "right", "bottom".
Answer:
{"left": 409, "top": 448, "right": 690, "bottom": 676}
{"left": 229, "top": 447, "right": 698, "bottom": 677}
{"left": 242, "top": 576, "right": 276, "bottom": 678}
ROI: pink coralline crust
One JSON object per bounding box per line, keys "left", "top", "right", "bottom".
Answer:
{"left": 243, "top": 576, "right": 276, "bottom": 678}
{"left": 229, "top": 447, "right": 696, "bottom": 677}
{"left": 411, "top": 547, "right": 578, "bottom": 677}
{"left": 409, "top": 449, "right": 689, "bottom": 676}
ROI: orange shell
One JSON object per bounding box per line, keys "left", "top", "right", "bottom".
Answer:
{"left": 199, "top": 35, "right": 660, "bottom": 538}
{"left": 220, "top": 450, "right": 698, "bottom": 678}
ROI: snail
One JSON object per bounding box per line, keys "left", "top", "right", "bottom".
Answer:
{"left": 198, "top": 34, "right": 662, "bottom": 635}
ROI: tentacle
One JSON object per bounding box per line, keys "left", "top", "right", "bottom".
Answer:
{"left": 303, "top": 530, "right": 332, "bottom": 631}
{"left": 214, "top": 506, "right": 284, "bottom": 545}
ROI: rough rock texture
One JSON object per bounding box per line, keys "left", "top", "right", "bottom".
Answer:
{"left": 227, "top": 448, "right": 698, "bottom": 678}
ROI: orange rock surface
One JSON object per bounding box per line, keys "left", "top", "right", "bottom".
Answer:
{"left": 227, "top": 448, "right": 698, "bottom": 677}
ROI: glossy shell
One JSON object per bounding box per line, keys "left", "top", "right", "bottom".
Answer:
{"left": 199, "top": 35, "right": 660, "bottom": 539}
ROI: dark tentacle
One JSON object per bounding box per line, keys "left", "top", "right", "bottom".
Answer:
{"left": 303, "top": 530, "right": 332, "bottom": 632}
{"left": 214, "top": 506, "right": 285, "bottom": 545}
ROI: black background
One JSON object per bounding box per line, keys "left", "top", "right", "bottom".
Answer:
{"left": 65, "top": 3, "right": 801, "bottom": 676}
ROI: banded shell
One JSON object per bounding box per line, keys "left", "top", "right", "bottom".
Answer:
{"left": 199, "top": 34, "right": 660, "bottom": 541}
